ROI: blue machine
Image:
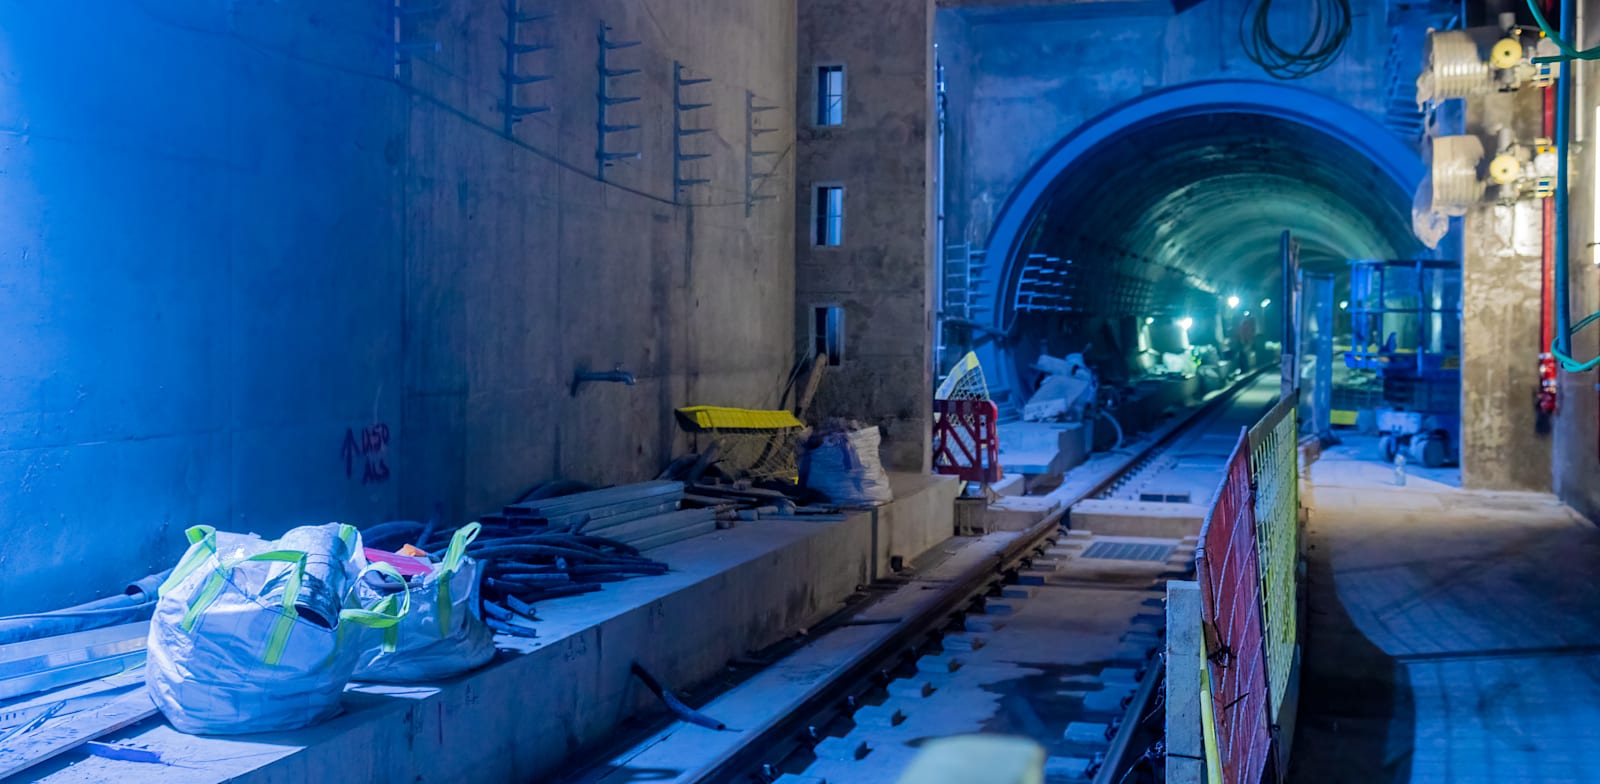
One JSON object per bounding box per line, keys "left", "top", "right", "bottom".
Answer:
{"left": 1344, "top": 259, "right": 1462, "bottom": 467}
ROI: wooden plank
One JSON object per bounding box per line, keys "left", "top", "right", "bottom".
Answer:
{"left": 792, "top": 360, "right": 827, "bottom": 420}
{"left": 0, "top": 671, "right": 144, "bottom": 726}
{"left": 1165, "top": 580, "right": 1204, "bottom": 784}
{"left": 0, "top": 688, "right": 159, "bottom": 779}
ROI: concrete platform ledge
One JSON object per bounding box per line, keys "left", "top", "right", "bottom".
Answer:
{"left": 1069, "top": 499, "right": 1207, "bottom": 538}
{"left": 31, "top": 476, "right": 960, "bottom": 784}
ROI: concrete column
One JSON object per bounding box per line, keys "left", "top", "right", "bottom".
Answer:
{"left": 1461, "top": 201, "right": 1552, "bottom": 491}
{"left": 1553, "top": 8, "right": 1600, "bottom": 522}
{"left": 1165, "top": 580, "right": 1203, "bottom": 784}
{"left": 1460, "top": 86, "right": 1552, "bottom": 492}
{"left": 795, "top": 0, "right": 937, "bottom": 472}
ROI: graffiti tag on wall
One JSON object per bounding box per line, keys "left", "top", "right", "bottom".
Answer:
{"left": 341, "top": 423, "right": 391, "bottom": 484}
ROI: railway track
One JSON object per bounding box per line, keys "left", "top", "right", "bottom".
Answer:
{"left": 565, "top": 372, "right": 1283, "bottom": 784}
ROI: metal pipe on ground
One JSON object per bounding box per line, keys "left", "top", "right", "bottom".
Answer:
{"left": 505, "top": 481, "right": 684, "bottom": 516}
{"left": 0, "top": 570, "right": 170, "bottom": 645}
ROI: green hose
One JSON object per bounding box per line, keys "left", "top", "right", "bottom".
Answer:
{"left": 1526, "top": 0, "right": 1600, "bottom": 62}
{"left": 1553, "top": 312, "right": 1600, "bottom": 374}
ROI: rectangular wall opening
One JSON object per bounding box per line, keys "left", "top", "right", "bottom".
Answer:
{"left": 813, "top": 184, "right": 844, "bottom": 247}
{"left": 816, "top": 65, "right": 845, "bottom": 126}
{"left": 811, "top": 304, "right": 845, "bottom": 365}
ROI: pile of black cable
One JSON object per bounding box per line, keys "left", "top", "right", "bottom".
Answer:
{"left": 1240, "top": 0, "right": 1352, "bottom": 80}
{"left": 362, "top": 516, "right": 668, "bottom": 633}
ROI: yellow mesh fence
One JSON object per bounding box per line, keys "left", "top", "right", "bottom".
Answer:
{"left": 1248, "top": 398, "right": 1299, "bottom": 722}
{"left": 935, "top": 351, "right": 991, "bottom": 401}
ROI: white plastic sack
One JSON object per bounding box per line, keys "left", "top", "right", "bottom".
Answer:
{"left": 802, "top": 426, "right": 894, "bottom": 506}
{"left": 1161, "top": 352, "right": 1194, "bottom": 374}
{"left": 1024, "top": 353, "right": 1098, "bottom": 422}
{"left": 353, "top": 523, "right": 496, "bottom": 683}
{"left": 146, "top": 523, "right": 408, "bottom": 735}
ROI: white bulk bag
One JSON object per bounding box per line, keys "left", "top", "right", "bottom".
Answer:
{"left": 146, "top": 523, "right": 408, "bottom": 735}
{"left": 801, "top": 426, "right": 894, "bottom": 506}
{"left": 353, "top": 522, "right": 495, "bottom": 683}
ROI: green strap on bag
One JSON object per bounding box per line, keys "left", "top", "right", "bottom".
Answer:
{"left": 255, "top": 558, "right": 411, "bottom": 665}
{"left": 176, "top": 539, "right": 413, "bottom": 666}
{"left": 350, "top": 561, "right": 414, "bottom": 655}
{"left": 178, "top": 549, "right": 309, "bottom": 664}
{"left": 434, "top": 523, "right": 482, "bottom": 636}
{"left": 252, "top": 551, "right": 311, "bottom": 666}
{"left": 346, "top": 562, "right": 412, "bottom": 628}
{"left": 160, "top": 525, "right": 220, "bottom": 598}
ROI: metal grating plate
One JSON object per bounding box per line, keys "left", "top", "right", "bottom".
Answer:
{"left": 1081, "top": 542, "right": 1174, "bottom": 562}
{"left": 1138, "top": 492, "right": 1193, "bottom": 503}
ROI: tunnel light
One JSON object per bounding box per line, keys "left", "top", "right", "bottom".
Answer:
{"left": 1178, "top": 317, "right": 1194, "bottom": 330}
{"left": 1145, "top": 317, "right": 1155, "bottom": 325}
{"left": 1339, "top": 300, "right": 1349, "bottom": 310}
{"left": 1226, "top": 295, "right": 1240, "bottom": 309}
{"left": 1260, "top": 298, "right": 1272, "bottom": 308}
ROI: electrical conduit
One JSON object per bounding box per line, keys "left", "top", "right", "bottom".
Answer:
{"left": 1529, "top": 0, "right": 1600, "bottom": 372}
{"left": 1555, "top": 0, "right": 1575, "bottom": 361}
{"left": 1541, "top": 3, "right": 1559, "bottom": 414}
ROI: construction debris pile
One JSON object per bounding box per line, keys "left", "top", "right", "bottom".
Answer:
{"left": 364, "top": 483, "right": 703, "bottom": 637}
{"left": 0, "top": 394, "right": 891, "bottom": 767}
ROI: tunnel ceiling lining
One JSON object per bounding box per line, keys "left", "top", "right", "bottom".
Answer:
{"left": 1026, "top": 112, "right": 1422, "bottom": 303}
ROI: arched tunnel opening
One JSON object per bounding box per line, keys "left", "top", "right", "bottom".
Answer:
{"left": 962, "top": 82, "right": 1429, "bottom": 416}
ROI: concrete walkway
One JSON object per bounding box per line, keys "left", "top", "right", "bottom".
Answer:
{"left": 1289, "top": 439, "right": 1600, "bottom": 784}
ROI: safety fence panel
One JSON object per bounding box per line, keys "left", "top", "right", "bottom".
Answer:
{"left": 932, "top": 399, "right": 1001, "bottom": 484}
{"left": 1248, "top": 397, "right": 1300, "bottom": 722}
{"left": 1196, "top": 429, "right": 1273, "bottom": 784}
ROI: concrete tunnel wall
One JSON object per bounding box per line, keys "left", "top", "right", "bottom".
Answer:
{"left": 936, "top": 0, "right": 1396, "bottom": 255}
{"left": 0, "top": 0, "right": 798, "bottom": 615}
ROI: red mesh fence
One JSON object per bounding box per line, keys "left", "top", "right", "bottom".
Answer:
{"left": 931, "top": 399, "right": 1001, "bottom": 484}
{"left": 1195, "top": 428, "right": 1274, "bottom": 784}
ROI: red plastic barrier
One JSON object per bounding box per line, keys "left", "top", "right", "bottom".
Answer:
{"left": 1196, "top": 429, "right": 1275, "bottom": 784}
{"left": 931, "top": 399, "right": 1001, "bottom": 484}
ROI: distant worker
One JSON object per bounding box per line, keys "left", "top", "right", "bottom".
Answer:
{"left": 1233, "top": 313, "right": 1257, "bottom": 371}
